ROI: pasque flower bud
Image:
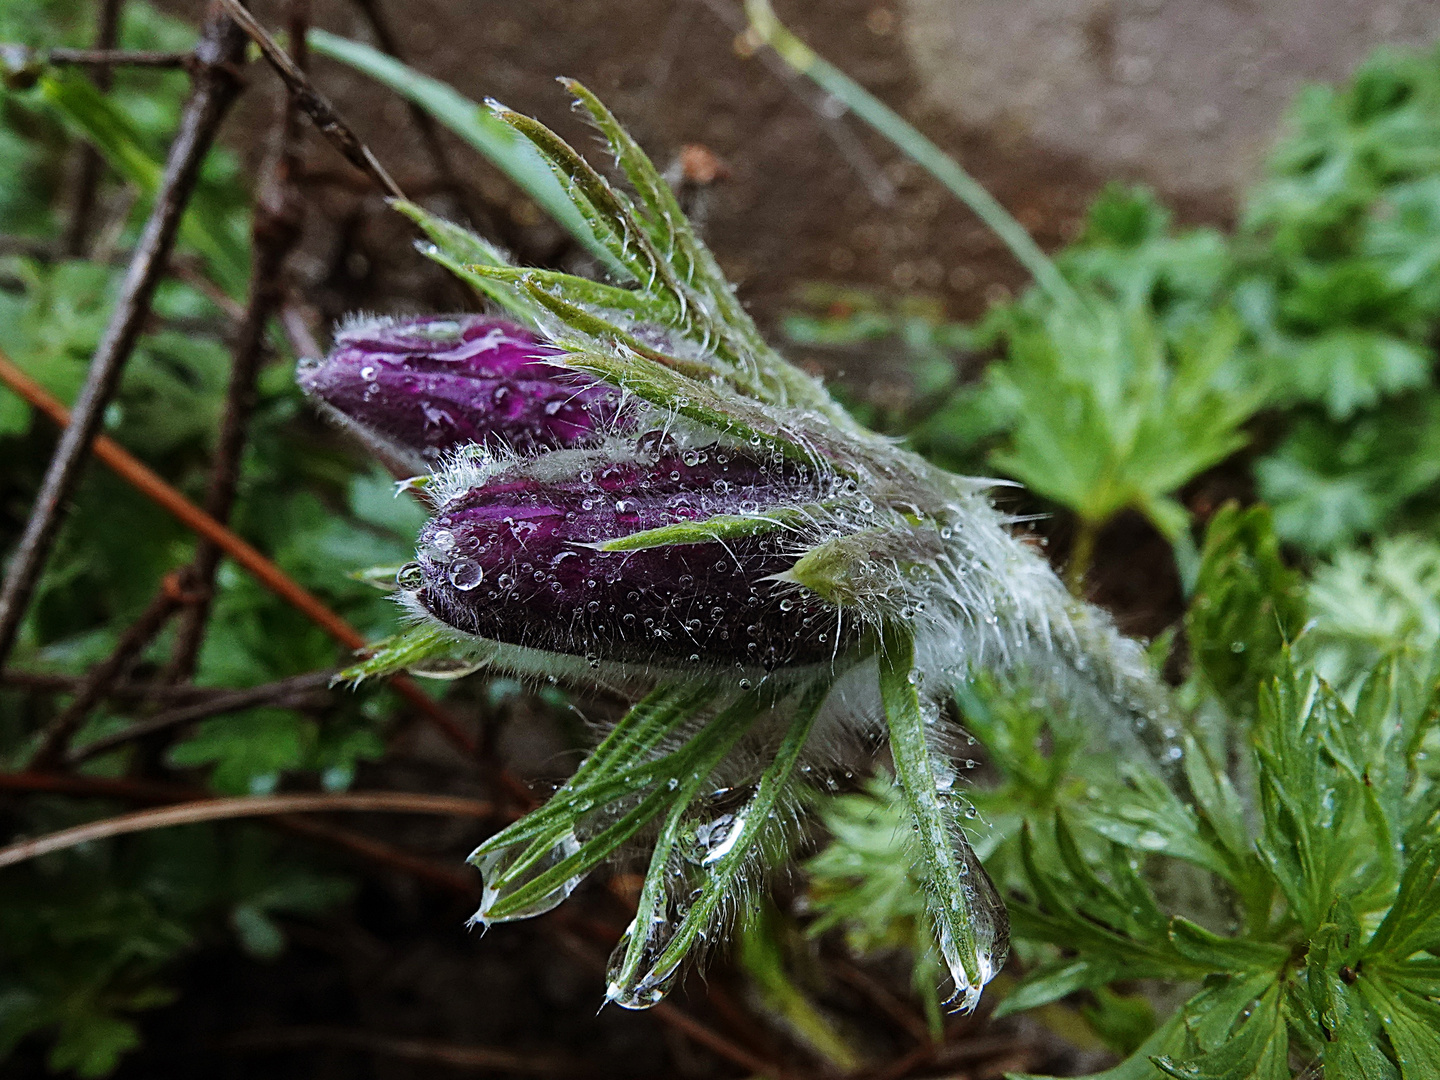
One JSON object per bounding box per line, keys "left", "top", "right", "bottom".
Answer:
{"left": 298, "top": 314, "right": 623, "bottom": 468}
{"left": 408, "top": 442, "right": 854, "bottom": 669}
{"left": 320, "top": 88, "right": 1189, "bottom": 1018}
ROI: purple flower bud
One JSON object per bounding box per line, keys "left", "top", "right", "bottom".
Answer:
{"left": 298, "top": 314, "right": 623, "bottom": 466}
{"left": 409, "top": 446, "right": 854, "bottom": 669}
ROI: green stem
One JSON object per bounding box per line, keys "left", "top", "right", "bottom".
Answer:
{"left": 1064, "top": 516, "right": 1100, "bottom": 597}
{"left": 878, "top": 622, "right": 982, "bottom": 996}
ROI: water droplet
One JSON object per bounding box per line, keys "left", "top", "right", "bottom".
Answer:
{"left": 448, "top": 558, "right": 483, "bottom": 590}
{"left": 470, "top": 833, "right": 584, "bottom": 926}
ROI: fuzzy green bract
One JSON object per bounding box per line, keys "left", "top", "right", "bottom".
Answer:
{"left": 335, "top": 84, "right": 1184, "bottom": 1012}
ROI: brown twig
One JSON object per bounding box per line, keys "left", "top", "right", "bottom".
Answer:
{"left": 0, "top": 769, "right": 769, "bottom": 1077}
{"left": 28, "top": 569, "right": 199, "bottom": 769}
{"left": 0, "top": 770, "right": 482, "bottom": 894}
{"left": 214, "top": 0, "right": 405, "bottom": 200}
{"left": 547, "top": 926, "right": 800, "bottom": 1080}
{"left": 279, "top": 301, "right": 323, "bottom": 360}
{"left": 220, "top": 1026, "right": 577, "bottom": 1073}
{"left": 0, "top": 791, "right": 494, "bottom": 870}
{"left": 170, "top": 256, "right": 248, "bottom": 320}
{"left": 0, "top": 769, "right": 196, "bottom": 803}
{"left": 0, "top": 346, "right": 480, "bottom": 756}
{"left": 64, "top": 670, "right": 335, "bottom": 766}
{"left": 61, "top": 0, "right": 124, "bottom": 257}
{"left": 4, "top": 46, "right": 195, "bottom": 70}
{"left": 830, "top": 958, "right": 933, "bottom": 1047}
{"left": 0, "top": 5, "right": 249, "bottom": 669}
{"left": 0, "top": 670, "right": 215, "bottom": 702}
{"left": 274, "top": 813, "right": 480, "bottom": 893}
{"left": 166, "top": 4, "right": 309, "bottom": 682}
{"left": 858, "top": 1038, "right": 936, "bottom": 1080}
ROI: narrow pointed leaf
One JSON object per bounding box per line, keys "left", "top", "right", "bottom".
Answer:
{"left": 880, "top": 622, "right": 1007, "bottom": 1008}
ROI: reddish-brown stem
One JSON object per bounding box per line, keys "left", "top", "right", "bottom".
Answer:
{"left": 546, "top": 927, "right": 800, "bottom": 1080}
{"left": 0, "top": 769, "right": 198, "bottom": 803}
{"left": 831, "top": 958, "right": 932, "bottom": 1046}
{"left": 0, "top": 346, "right": 478, "bottom": 757}
{"left": 0, "top": 771, "right": 481, "bottom": 895}
{"left": 0, "top": 769, "right": 776, "bottom": 1077}
{"left": 219, "top": 1026, "right": 577, "bottom": 1073}
{"left": 273, "top": 814, "right": 479, "bottom": 894}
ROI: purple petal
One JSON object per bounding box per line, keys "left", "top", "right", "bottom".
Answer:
{"left": 298, "top": 314, "right": 623, "bottom": 464}
{"left": 412, "top": 446, "right": 853, "bottom": 668}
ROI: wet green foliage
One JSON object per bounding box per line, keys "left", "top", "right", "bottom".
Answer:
{"left": 793, "top": 40, "right": 1440, "bottom": 1080}
{"left": 807, "top": 514, "right": 1440, "bottom": 1078}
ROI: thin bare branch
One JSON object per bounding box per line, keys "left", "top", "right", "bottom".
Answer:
{"left": 0, "top": 670, "right": 211, "bottom": 701}
{"left": 0, "top": 771, "right": 483, "bottom": 893}
{"left": 0, "top": 5, "right": 249, "bottom": 668}
{"left": 167, "top": 11, "right": 309, "bottom": 682}
{"left": 0, "top": 45, "right": 194, "bottom": 75}
{"left": 280, "top": 301, "right": 324, "bottom": 360}
{"left": 215, "top": 0, "right": 405, "bottom": 200}
{"left": 273, "top": 812, "right": 481, "bottom": 892}
{"left": 29, "top": 569, "right": 198, "bottom": 769}
{"left": 546, "top": 927, "right": 801, "bottom": 1080}
{"left": 64, "top": 670, "right": 334, "bottom": 766}
{"left": 0, "top": 346, "right": 480, "bottom": 756}
{"left": 61, "top": 0, "right": 125, "bottom": 257}
{"left": 221, "top": 1026, "right": 578, "bottom": 1073}
{"left": 0, "top": 770, "right": 765, "bottom": 1076}
{"left": 0, "top": 770, "right": 196, "bottom": 803}
{"left": 0, "top": 791, "right": 494, "bottom": 870}
{"left": 830, "top": 957, "right": 933, "bottom": 1047}
{"left": 345, "top": 0, "right": 483, "bottom": 222}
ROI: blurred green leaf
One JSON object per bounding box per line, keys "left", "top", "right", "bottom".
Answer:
{"left": 1256, "top": 397, "right": 1440, "bottom": 554}
{"left": 166, "top": 710, "right": 315, "bottom": 795}
{"left": 1303, "top": 535, "right": 1440, "bottom": 685}
{"left": 32, "top": 72, "right": 249, "bottom": 292}
{"left": 987, "top": 300, "right": 1259, "bottom": 541}
{"left": 1187, "top": 504, "right": 1306, "bottom": 710}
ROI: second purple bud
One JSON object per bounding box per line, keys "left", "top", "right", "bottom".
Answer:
{"left": 298, "top": 314, "right": 626, "bottom": 468}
